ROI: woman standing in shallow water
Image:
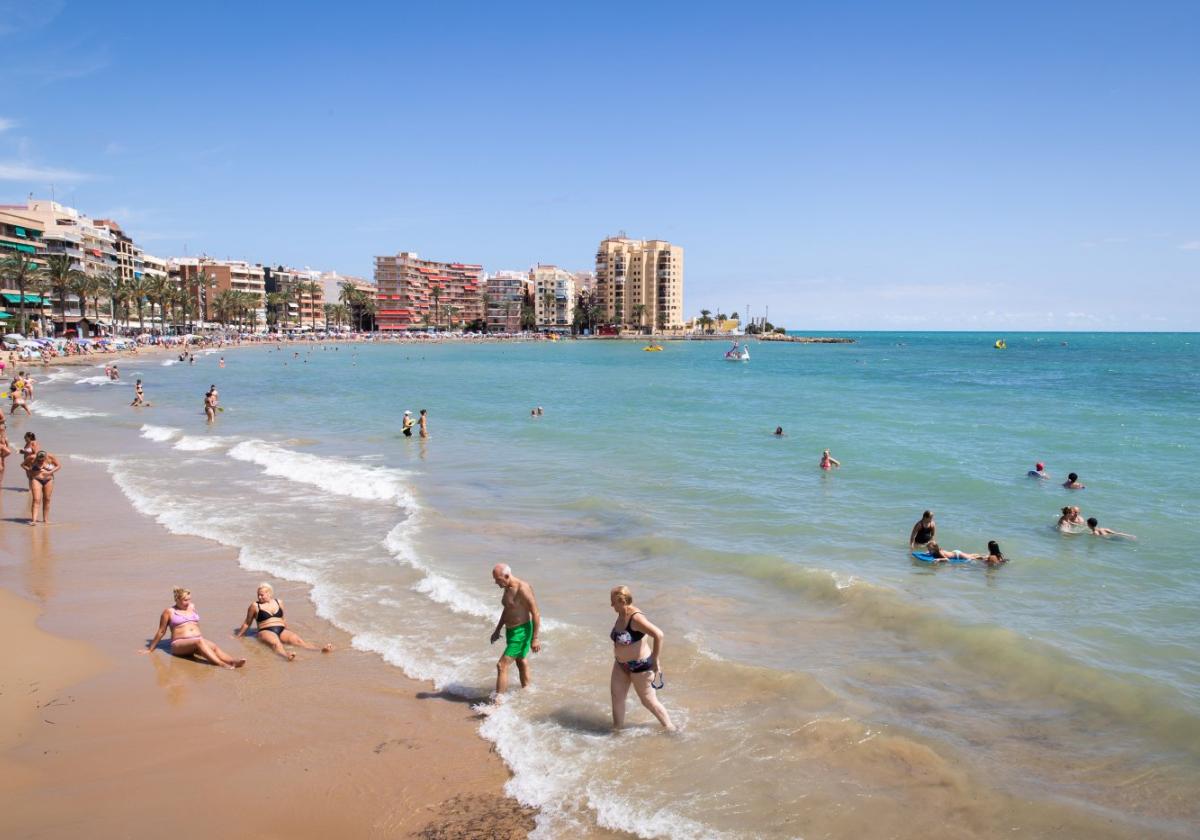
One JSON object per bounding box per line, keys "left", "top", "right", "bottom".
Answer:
{"left": 609, "top": 585, "right": 675, "bottom": 731}
{"left": 234, "top": 583, "right": 334, "bottom": 660}
{"left": 139, "top": 587, "right": 245, "bottom": 669}
{"left": 24, "top": 449, "right": 60, "bottom": 525}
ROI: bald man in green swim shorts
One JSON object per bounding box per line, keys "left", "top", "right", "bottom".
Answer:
{"left": 490, "top": 563, "right": 541, "bottom": 698}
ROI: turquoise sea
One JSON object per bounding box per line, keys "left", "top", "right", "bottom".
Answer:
{"left": 25, "top": 332, "right": 1200, "bottom": 838}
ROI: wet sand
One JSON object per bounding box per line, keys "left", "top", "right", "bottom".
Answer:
{"left": 0, "top": 457, "right": 533, "bottom": 839}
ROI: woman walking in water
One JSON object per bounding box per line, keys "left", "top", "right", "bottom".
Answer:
{"left": 234, "top": 583, "right": 334, "bottom": 660}
{"left": 203, "top": 387, "right": 218, "bottom": 423}
{"left": 139, "top": 587, "right": 245, "bottom": 669}
{"left": 25, "top": 449, "right": 60, "bottom": 525}
{"left": 609, "top": 585, "right": 675, "bottom": 731}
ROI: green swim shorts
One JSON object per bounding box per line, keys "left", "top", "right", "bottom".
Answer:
{"left": 503, "top": 621, "right": 533, "bottom": 659}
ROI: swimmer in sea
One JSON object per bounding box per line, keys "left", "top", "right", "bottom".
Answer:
{"left": 1063, "top": 472, "right": 1085, "bottom": 490}
{"left": 24, "top": 450, "right": 60, "bottom": 524}
{"left": 609, "top": 585, "right": 675, "bottom": 731}
{"left": 773, "top": 426, "right": 784, "bottom": 436}
{"left": 489, "top": 564, "right": 541, "bottom": 697}
{"left": 1028, "top": 462, "right": 1049, "bottom": 479}
{"left": 140, "top": 587, "right": 245, "bottom": 668}
{"left": 130, "top": 379, "right": 147, "bottom": 407}
{"left": 110, "top": 364, "right": 120, "bottom": 381}
{"left": 204, "top": 388, "right": 218, "bottom": 423}
{"left": 1086, "top": 518, "right": 1136, "bottom": 539}
{"left": 922, "top": 541, "right": 981, "bottom": 563}
{"left": 219, "top": 357, "right": 225, "bottom": 368}
{"left": 982, "top": 540, "right": 1007, "bottom": 566}
{"left": 234, "top": 583, "right": 334, "bottom": 660}
{"left": 401, "top": 409, "right": 414, "bottom": 437}
{"left": 1056, "top": 506, "right": 1082, "bottom": 532}
{"left": 819, "top": 449, "right": 841, "bottom": 470}
{"left": 910, "top": 510, "right": 936, "bottom": 550}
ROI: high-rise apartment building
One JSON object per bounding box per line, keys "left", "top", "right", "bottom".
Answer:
{"left": 374, "top": 251, "right": 483, "bottom": 330}
{"left": 594, "top": 236, "right": 684, "bottom": 330}
{"left": 530, "top": 264, "right": 575, "bottom": 330}
{"left": 484, "top": 270, "right": 527, "bottom": 333}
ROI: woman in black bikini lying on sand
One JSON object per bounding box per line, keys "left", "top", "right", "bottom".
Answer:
{"left": 234, "top": 582, "right": 334, "bottom": 660}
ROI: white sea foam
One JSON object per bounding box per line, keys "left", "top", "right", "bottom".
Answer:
{"left": 228, "top": 440, "right": 414, "bottom": 506}
{"left": 383, "top": 520, "right": 502, "bottom": 621}
{"left": 33, "top": 402, "right": 110, "bottom": 419}
{"left": 140, "top": 424, "right": 181, "bottom": 442}
{"left": 75, "top": 375, "right": 120, "bottom": 386}
{"left": 173, "top": 434, "right": 235, "bottom": 452}
{"left": 351, "top": 629, "right": 475, "bottom": 691}
{"left": 161, "top": 359, "right": 180, "bottom": 366}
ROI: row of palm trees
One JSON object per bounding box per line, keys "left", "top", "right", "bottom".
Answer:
{"left": 1, "top": 254, "right": 378, "bottom": 335}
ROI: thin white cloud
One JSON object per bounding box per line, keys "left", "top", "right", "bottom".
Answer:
{"left": 0, "top": 117, "right": 14, "bottom": 133}
{"left": 1178, "top": 241, "right": 1200, "bottom": 251}
{"left": 0, "top": 162, "right": 91, "bottom": 182}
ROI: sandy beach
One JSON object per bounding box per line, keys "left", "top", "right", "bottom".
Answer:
{"left": 0, "top": 455, "right": 534, "bottom": 839}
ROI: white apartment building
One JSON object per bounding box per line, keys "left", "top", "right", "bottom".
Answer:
{"left": 530, "top": 264, "right": 575, "bottom": 329}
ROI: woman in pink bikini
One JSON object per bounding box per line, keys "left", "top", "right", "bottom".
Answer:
{"left": 139, "top": 587, "right": 245, "bottom": 669}
{"left": 819, "top": 449, "right": 841, "bottom": 471}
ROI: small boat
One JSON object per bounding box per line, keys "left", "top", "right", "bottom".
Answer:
{"left": 724, "top": 342, "right": 750, "bottom": 362}
{"left": 643, "top": 344, "right": 663, "bottom": 352}
{"left": 994, "top": 339, "right": 1007, "bottom": 350}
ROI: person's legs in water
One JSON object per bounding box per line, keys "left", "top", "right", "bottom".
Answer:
{"left": 631, "top": 670, "right": 675, "bottom": 730}
{"left": 610, "top": 661, "right": 632, "bottom": 728}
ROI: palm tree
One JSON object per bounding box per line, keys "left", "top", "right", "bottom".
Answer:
{"left": 446, "top": 304, "right": 459, "bottom": 331}
{"left": 698, "top": 309, "right": 714, "bottom": 334}
{"left": 0, "top": 254, "right": 39, "bottom": 335}
{"left": 188, "top": 270, "right": 215, "bottom": 330}
{"left": 44, "top": 254, "right": 83, "bottom": 336}
{"left": 541, "top": 288, "right": 555, "bottom": 328}
{"left": 125, "top": 275, "right": 150, "bottom": 333}
{"left": 146, "top": 275, "right": 172, "bottom": 332}
{"left": 430, "top": 285, "right": 442, "bottom": 330}
{"left": 631, "top": 303, "right": 647, "bottom": 334}
{"left": 95, "top": 270, "right": 119, "bottom": 332}
{"left": 70, "top": 273, "right": 102, "bottom": 337}
{"left": 240, "top": 291, "right": 260, "bottom": 332}
{"left": 265, "top": 292, "right": 287, "bottom": 331}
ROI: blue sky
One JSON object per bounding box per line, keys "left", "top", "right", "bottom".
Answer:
{"left": 1, "top": 1, "right": 1197, "bottom": 329}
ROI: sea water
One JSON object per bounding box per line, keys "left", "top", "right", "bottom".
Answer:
{"left": 25, "top": 333, "right": 1200, "bottom": 838}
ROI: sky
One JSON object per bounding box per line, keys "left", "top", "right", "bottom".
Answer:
{"left": 1, "top": 0, "right": 1197, "bottom": 330}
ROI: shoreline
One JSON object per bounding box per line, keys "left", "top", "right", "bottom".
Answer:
{"left": 0, "top": 454, "right": 535, "bottom": 838}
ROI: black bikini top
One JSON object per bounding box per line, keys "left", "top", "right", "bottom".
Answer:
{"left": 256, "top": 600, "right": 283, "bottom": 623}
{"left": 610, "top": 612, "right": 645, "bottom": 646}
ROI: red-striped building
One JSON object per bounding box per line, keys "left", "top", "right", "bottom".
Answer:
{"left": 373, "top": 251, "right": 484, "bottom": 330}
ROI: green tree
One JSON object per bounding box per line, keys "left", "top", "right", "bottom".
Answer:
{"left": 430, "top": 284, "right": 442, "bottom": 330}
{"left": 70, "top": 272, "right": 102, "bottom": 336}
{"left": 266, "top": 292, "right": 288, "bottom": 330}
{"left": 631, "top": 303, "right": 646, "bottom": 333}
{"left": 125, "top": 275, "right": 150, "bottom": 332}
{"left": 44, "top": 255, "right": 84, "bottom": 336}
{"left": 95, "top": 270, "right": 119, "bottom": 330}
{"left": 0, "top": 254, "right": 40, "bottom": 335}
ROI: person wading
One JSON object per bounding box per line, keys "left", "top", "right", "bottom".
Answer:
{"left": 489, "top": 563, "right": 541, "bottom": 698}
